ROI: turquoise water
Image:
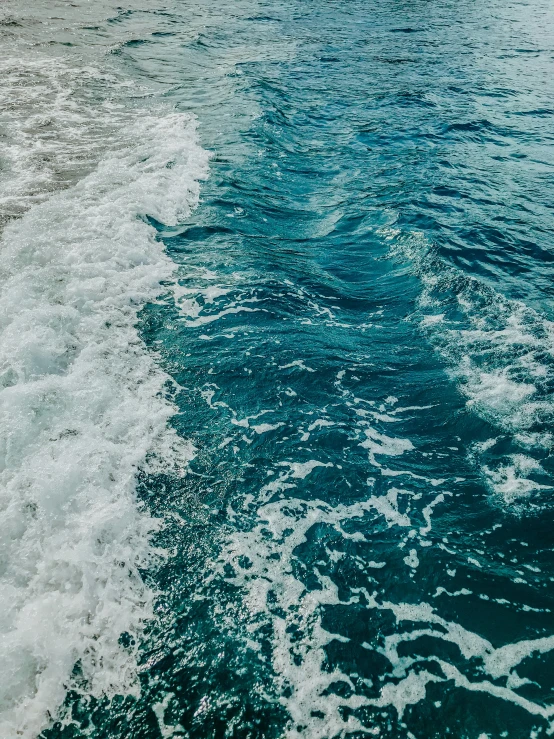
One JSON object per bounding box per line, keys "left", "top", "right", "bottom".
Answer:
{"left": 2, "top": 1, "right": 554, "bottom": 737}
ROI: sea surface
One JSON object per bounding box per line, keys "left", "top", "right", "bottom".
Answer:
{"left": 1, "top": 1, "right": 554, "bottom": 737}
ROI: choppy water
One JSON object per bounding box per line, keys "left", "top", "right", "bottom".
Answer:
{"left": 1, "top": 1, "right": 554, "bottom": 737}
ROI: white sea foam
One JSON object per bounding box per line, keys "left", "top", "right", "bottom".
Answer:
{"left": 0, "top": 55, "right": 129, "bottom": 223}
{"left": 385, "top": 228, "right": 554, "bottom": 502}
{"left": 360, "top": 427, "right": 414, "bottom": 468}
{"left": 212, "top": 460, "right": 484, "bottom": 737}
{"left": 252, "top": 422, "right": 285, "bottom": 434}
{"left": 482, "top": 455, "right": 551, "bottom": 502}
{"left": 216, "top": 481, "right": 554, "bottom": 735}
{"left": 0, "top": 110, "right": 209, "bottom": 736}
{"left": 216, "top": 493, "right": 377, "bottom": 738}
{"left": 279, "top": 360, "right": 316, "bottom": 373}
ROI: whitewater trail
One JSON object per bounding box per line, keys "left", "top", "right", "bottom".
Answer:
{"left": 0, "top": 102, "right": 209, "bottom": 736}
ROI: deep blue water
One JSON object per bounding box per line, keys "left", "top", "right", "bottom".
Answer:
{"left": 3, "top": 0, "right": 554, "bottom": 737}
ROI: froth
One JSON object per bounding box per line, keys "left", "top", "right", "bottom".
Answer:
{"left": 0, "top": 57, "right": 134, "bottom": 227}
{"left": 215, "top": 480, "right": 554, "bottom": 735}
{"left": 385, "top": 228, "right": 554, "bottom": 502}
{"left": 0, "top": 111, "right": 209, "bottom": 736}
{"left": 212, "top": 450, "right": 464, "bottom": 738}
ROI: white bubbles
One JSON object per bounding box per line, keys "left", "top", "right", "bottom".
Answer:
{"left": 360, "top": 427, "right": 415, "bottom": 469}
{"left": 482, "top": 455, "right": 551, "bottom": 502}
{"left": 210, "top": 440, "right": 462, "bottom": 737}
{"left": 215, "top": 481, "right": 554, "bottom": 734}
{"left": 386, "top": 228, "right": 554, "bottom": 503}
{"left": 0, "top": 78, "right": 209, "bottom": 739}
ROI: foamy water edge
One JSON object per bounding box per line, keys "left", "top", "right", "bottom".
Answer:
{"left": 0, "top": 111, "right": 209, "bottom": 736}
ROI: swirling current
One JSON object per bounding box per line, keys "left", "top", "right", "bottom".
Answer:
{"left": 1, "top": 1, "right": 554, "bottom": 737}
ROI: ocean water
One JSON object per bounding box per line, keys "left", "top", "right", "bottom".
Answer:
{"left": 1, "top": 1, "right": 554, "bottom": 737}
